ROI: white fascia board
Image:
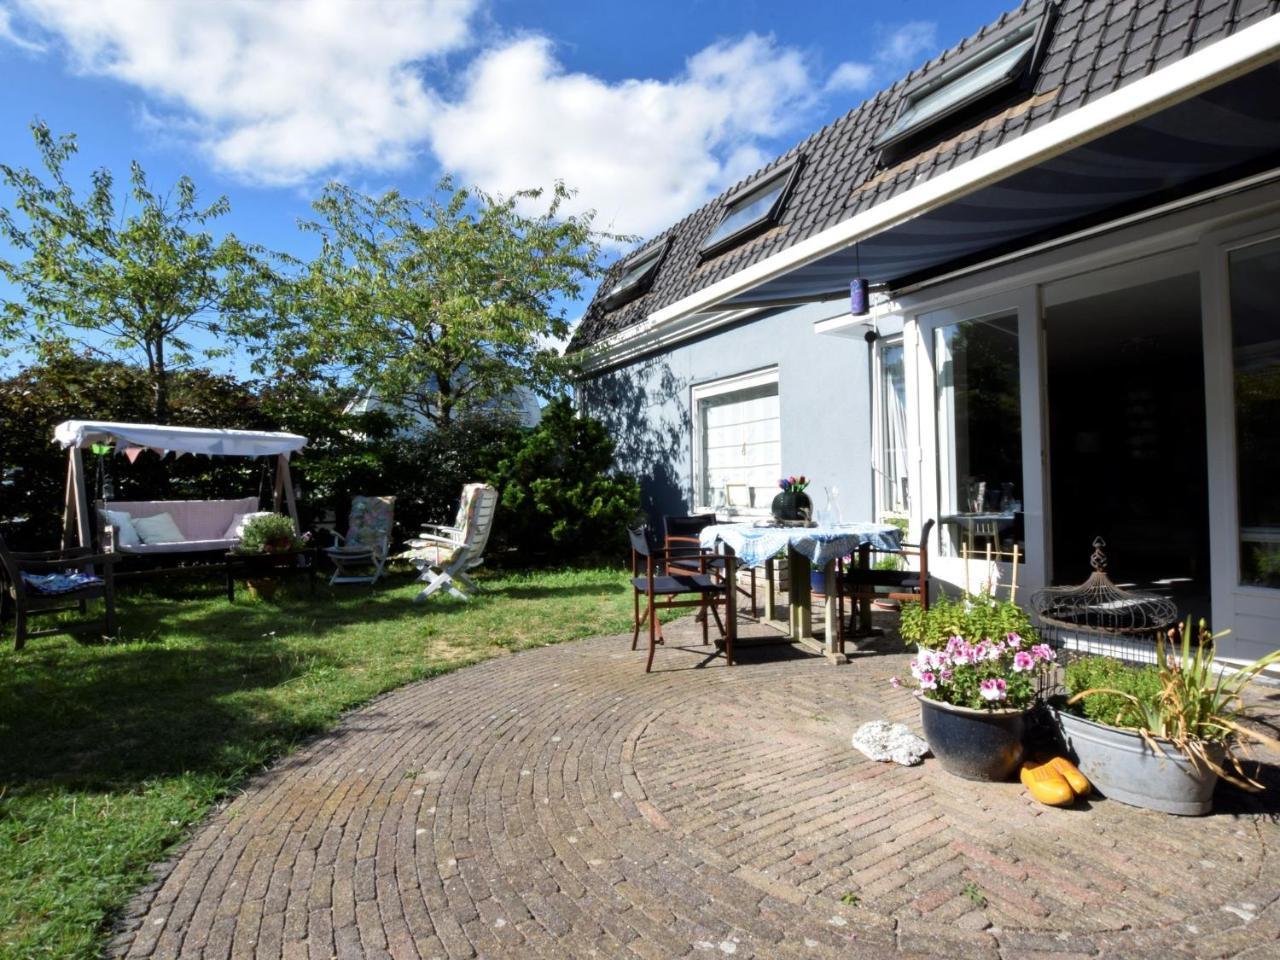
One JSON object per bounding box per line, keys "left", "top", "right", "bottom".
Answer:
{"left": 580, "top": 15, "right": 1280, "bottom": 372}
{"left": 575, "top": 307, "right": 761, "bottom": 374}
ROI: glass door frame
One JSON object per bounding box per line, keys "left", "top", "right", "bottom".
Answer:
{"left": 905, "top": 286, "right": 1048, "bottom": 600}
{"left": 1201, "top": 213, "right": 1280, "bottom": 661}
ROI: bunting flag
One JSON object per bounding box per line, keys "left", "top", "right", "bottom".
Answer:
{"left": 123, "top": 446, "right": 144, "bottom": 464}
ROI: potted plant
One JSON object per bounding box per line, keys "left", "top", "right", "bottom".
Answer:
{"left": 1058, "top": 619, "right": 1280, "bottom": 815}
{"left": 234, "top": 513, "right": 305, "bottom": 599}
{"left": 893, "top": 595, "right": 1055, "bottom": 781}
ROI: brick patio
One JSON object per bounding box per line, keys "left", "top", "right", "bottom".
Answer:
{"left": 110, "top": 614, "right": 1280, "bottom": 959}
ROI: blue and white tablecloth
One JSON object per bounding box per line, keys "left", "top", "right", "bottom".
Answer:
{"left": 698, "top": 522, "right": 903, "bottom": 570}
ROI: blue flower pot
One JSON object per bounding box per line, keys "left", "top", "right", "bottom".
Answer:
{"left": 918, "top": 695, "right": 1027, "bottom": 781}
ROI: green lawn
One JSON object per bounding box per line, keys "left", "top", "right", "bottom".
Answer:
{"left": 0, "top": 566, "right": 635, "bottom": 960}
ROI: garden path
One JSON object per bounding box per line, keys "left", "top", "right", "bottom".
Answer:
{"left": 110, "top": 616, "right": 1280, "bottom": 959}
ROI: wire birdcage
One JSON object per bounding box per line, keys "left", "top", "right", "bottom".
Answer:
{"left": 1030, "top": 538, "right": 1178, "bottom": 662}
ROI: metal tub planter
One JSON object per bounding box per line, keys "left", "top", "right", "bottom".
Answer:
{"left": 1055, "top": 708, "right": 1223, "bottom": 816}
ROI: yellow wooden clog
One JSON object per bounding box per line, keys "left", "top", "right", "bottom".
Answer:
{"left": 1046, "top": 755, "right": 1091, "bottom": 797}
{"left": 1020, "top": 758, "right": 1076, "bottom": 807}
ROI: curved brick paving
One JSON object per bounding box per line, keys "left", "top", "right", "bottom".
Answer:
{"left": 110, "top": 619, "right": 1280, "bottom": 960}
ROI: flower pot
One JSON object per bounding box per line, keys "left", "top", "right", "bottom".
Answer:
{"left": 771, "top": 491, "right": 812, "bottom": 521}
{"left": 246, "top": 577, "right": 278, "bottom": 601}
{"left": 1054, "top": 708, "right": 1222, "bottom": 815}
{"left": 918, "top": 696, "right": 1027, "bottom": 781}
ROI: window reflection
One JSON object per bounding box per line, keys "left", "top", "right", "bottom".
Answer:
{"left": 935, "top": 314, "right": 1024, "bottom": 559}
{"left": 1229, "top": 239, "right": 1280, "bottom": 588}
{"left": 877, "top": 340, "right": 909, "bottom": 516}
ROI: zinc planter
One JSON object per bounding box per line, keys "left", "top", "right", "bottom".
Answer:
{"left": 918, "top": 696, "right": 1027, "bottom": 781}
{"left": 1055, "top": 709, "right": 1222, "bottom": 815}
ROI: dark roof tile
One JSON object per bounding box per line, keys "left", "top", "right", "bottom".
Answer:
{"left": 568, "top": 0, "right": 1280, "bottom": 352}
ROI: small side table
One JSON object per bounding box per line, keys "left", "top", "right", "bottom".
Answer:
{"left": 224, "top": 547, "right": 317, "bottom": 601}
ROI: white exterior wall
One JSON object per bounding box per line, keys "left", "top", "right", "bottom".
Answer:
{"left": 581, "top": 300, "right": 875, "bottom": 527}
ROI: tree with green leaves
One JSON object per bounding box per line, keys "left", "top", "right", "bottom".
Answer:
{"left": 0, "top": 121, "right": 280, "bottom": 422}
{"left": 278, "top": 178, "right": 607, "bottom": 428}
{"left": 491, "top": 397, "right": 640, "bottom": 559}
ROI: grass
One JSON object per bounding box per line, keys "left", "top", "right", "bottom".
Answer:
{"left": 0, "top": 565, "right": 635, "bottom": 960}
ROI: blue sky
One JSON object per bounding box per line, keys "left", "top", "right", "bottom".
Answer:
{"left": 0, "top": 0, "right": 1013, "bottom": 372}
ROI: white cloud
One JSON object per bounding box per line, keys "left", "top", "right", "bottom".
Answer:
{"left": 877, "top": 21, "right": 938, "bottom": 71}
{"left": 6, "top": 1, "right": 939, "bottom": 242}
{"left": 825, "top": 61, "right": 875, "bottom": 94}
{"left": 428, "top": 33, "right": 819, "bottom": 238}
{"left": 826, "top": 21, "right": 939, "bottom": 96}
{"left": 0, "top": 4, "right": 43, "bottom": 51}
{"left": 8, "top": 0, "right": 478, "bottom": 184}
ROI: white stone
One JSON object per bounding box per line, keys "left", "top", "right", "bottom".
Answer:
{"left": 1222, "top": 904, "right": 1257, "bottom": 923}
{"left": 850, "top": 721, "right": 929, "bottom": 766}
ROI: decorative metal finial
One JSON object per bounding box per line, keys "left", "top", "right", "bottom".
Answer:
{"left": 1090, "top": 537, "right": 1107, "bottom": 572}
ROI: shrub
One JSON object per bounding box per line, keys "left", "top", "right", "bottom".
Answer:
{"left": 490, "top": 398, "right": 640, "bottom": 562}
{"left": 1064, "top": 656, "right": 1163, "bottom": 728}
{"left": 0, "top": 351, "right": 279, "bottom": 547}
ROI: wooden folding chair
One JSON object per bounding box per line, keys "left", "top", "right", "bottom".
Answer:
{"left": 663, "top": 513, "right": 757, "bottom": 618}
{"left": 629, "top": 524, "right": 736, "bottom": 673}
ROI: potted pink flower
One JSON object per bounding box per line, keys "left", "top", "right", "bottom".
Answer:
{"left": 892, "top": 630, "right": 1057, "bottom": 781}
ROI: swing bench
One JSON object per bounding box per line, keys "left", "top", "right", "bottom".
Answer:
{"left": 54, "top": 420, "right": 308, "bottom": 577}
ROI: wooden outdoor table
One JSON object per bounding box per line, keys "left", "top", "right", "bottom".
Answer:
{"left": 699, "top": 521, "right": 902, "bottom": 663}
{"left": 224, "top": 547, "right": 317, "bottom": 601}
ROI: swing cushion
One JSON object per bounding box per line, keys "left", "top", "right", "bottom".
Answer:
{"left": 133, "top": 513, "right": 186, "bottom": 545}
{"left": 100, "top": 497, "right": 260, "bottom": 553}
{"left": 99, "top": 509, "right": 141, "bottom": 547}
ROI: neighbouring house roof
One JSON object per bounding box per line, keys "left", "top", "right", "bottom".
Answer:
{"left": 568, "top": 0, "right": 1280, "bottom": 355}
{"left": 346, "top": 385, "right": 542, "bottom": 430}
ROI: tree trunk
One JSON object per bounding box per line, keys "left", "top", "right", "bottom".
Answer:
{"left": 151, "top": 336, "right": 168, "bottom": 424}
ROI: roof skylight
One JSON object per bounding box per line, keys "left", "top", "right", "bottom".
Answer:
{"left": 700, "top": 158, "right": 804, "bottom": 258}
{"left": 873, "top": 3, "right": 1056, "bottom": 154}
{"left": 600, "top": 240, "right": 668, "bottom": 311}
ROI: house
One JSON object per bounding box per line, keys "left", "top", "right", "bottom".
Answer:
{"left": 567, "top": 0, "right": 1280, "bottom": 661}
{"left": 345, "top": 383, "right": 542, "bottom": 430}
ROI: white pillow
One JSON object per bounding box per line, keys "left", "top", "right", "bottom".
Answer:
{"left": 100, "top": 508, "right": 141, "bottom": 547}
{"left": 223, "top": 511, "right": 274, "bottom": 540}
{"left": 133, "top": 512, "right": 186, "bottom": 545}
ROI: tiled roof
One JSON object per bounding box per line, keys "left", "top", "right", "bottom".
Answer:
{"left": 569, "top": 0, "right": 1280, "bottom": 353}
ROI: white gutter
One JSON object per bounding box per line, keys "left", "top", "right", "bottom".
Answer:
{"left": 581, "top": 14, "right": 1280, "bottom": 370}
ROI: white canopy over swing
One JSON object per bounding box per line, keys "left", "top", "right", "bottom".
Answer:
{"left": 53, "top": 420, "right": 308, "bottom": 551}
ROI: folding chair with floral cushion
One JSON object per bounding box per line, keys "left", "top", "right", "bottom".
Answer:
{"left": 403, "top": 484, "right": 498, "bottom": 602}
{"left": 325, "top": 495, "right": 395, "bottom": 585}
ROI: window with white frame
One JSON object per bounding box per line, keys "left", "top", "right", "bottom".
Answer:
{"left": 874, "top": 338, "right": 910, "bottom": 518}
{"left": 692, "top": 368, "right": 780, "bottom": 514}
